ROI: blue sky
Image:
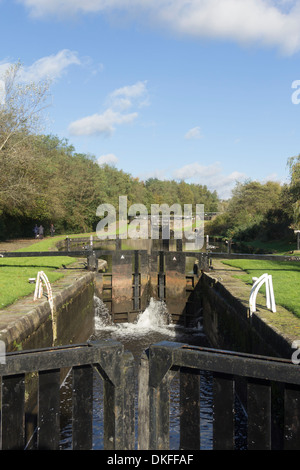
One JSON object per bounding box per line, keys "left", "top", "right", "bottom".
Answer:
{"left": 2, "top": 0, "right": 300, "bottom": 199}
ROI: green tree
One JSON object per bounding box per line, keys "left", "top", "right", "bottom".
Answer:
{"left": 206, "top": 179, "right": 288, "bottom": 241}
{"left": 0, "top": 63, "right": 50, "bottom": 217}
{"left": 287, "top": 154, "right": 300, "bottom": 229}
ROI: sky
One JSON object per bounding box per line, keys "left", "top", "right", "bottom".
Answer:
{"left": 2, "top": 1, "right": 300, "bottom": 199}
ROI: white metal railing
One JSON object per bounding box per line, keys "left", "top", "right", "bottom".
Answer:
{"left": 249, "top": 273, "right": 276, "bottom": 316}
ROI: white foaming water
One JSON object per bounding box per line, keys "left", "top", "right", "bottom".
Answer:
{"left": 94, "top": 296, "right": 177, "bottom": 339}
{"left": 135, "top": 298, "right": 172, "bottom": 329}
{"left": 93, "top": 296, "right": 204, "bottom": 346}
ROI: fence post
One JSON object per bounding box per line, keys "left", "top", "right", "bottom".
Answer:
{"left": 138, "top": 350, "right": 150, "bottom": 449}
{"left": 199, "top": 253, "right": 209, "bottom": 271}
{"left": 148, "top": 342, "right": 179, "bottom": 450}
{"left": 213, "top": 372, "right": 235, "bottom": 449}
{"left": 180, "top": 367, "right": 200, "bottom": 449}
{"left": 123, "top": 351, "right": 135, "bottom": 450}
{"left": 247, "top": 378, "right": 271, "bottom": 450}
{"left": 66, "top": 236, "right": 70, "bottom": 252}
{"left": 92, "top": 340, "right": 135, "bottom": 450}
{"left": 38, "top": 368, "right": 61, "bottom": 449}
{"left": 1, "top": 374, "right": 25, "bottom": 449}
{"left": 284, "top": 384, "right": 300, "bottom": 449}
{"left": 72, "top": 364, "right": 94, "bottom": 450}
{"left": 87, "top": 251, "right": 98, "bottom": 271}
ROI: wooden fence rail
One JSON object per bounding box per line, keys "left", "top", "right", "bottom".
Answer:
{"left": 0, "top": 341, "right": 135, "bottom": 450}
{"left": 1, "top": 341, "right": 300, "bottom": 450}
{"left": 139, "top": 341, "right": 300, "bottom": 450}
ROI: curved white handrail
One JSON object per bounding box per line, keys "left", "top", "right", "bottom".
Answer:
{"left": 33, "top": 271, "right": 54, "bottom": 315}
{"left": 249, "top": 273, "right": 276, "bottom": 316}
{"left": 33, "top": 271, "right": 56, "bottom": 344}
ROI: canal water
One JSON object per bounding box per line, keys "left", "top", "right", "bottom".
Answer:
{"left": 59, "top": 297, "right": 247, "bottom": 450}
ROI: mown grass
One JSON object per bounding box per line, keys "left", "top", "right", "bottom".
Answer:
{"left": 0, "top": 233, "right": 94, "bottom": 309}
{"left": 221, "top": 259, "right": 300, "bottom": 318}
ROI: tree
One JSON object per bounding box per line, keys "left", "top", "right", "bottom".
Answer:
{"left": 206, "top": 179, "right": 288, "bottom": 241}
{"left": 287, "top": 154, "right": 300, "bottom": 229}
{"left": 0, "top": 65, "right": 221, "bottom": 238}
{"left": 0, "top": 62, "right": 50, "bottom": 216}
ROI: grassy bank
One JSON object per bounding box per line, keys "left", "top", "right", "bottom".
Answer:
{"left": 0, "top": 233, "right": 94, "bottom": 309}
{"left": 221, "top": 258, "right": 300, "bottom": 318}
{"left": 240, "top": 238, "right": 296, "bottom": 255}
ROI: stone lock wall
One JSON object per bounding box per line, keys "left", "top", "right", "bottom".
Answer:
{"left": 200, "top": 268, "right": 299, "bottom": 360}
{"left": 0, "top": 271, "right": 95, "bottom": 352}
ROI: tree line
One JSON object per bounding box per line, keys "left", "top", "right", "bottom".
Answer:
{"left": 206, "top": 164, "right": 299, "bottom": 244}
{"left": 0, "top": 132, "right": 220, "bottom": 239}
{"left": 0, "top": 64, "right": 218, "bottom": 239}
{"left": 1, "top": 62, "right": 299, "bottom": 244}
{"left": 0, "top": 134, "right": 220, "bottom": 239}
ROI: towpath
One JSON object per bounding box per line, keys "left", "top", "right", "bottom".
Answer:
{"left": 0, "top": 238, "right": 42, "bottom": 252}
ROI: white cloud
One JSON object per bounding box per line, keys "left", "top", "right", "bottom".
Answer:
{"left": 138, "top": 168, "right": 168, "bottom": 181}
{"left": 19, "top": 49, "right": 81, "bottom": 82}
{"left": 110, "top": 81, "right": 147, "bottom": 99}
{"left": 140, "top": 162, "right": 286, "bottom": 199}
{"left": 172, "top": 162, "right": 246, "bottom": 198}
{"left": 139, "top": 161, "right": 245, "bottom": 198}
{"left": 0, "top": 49, "right": 82, "bottom": 84}
{"left": 97, "top": 153, "right": 119, "bottom": 165}
{"left": 173, "top": 162, "right": 218, "bottom": 180}
{"left": 18, "top": 0, "right": 300, "bottom": 54}
{"left": 69, "top": 109, "right": 138, "bottom": 136}
{"left": 68, "top": 80, "right": 148, "bottom": 136}
{"left": 261, "top": 172, "right": 287, "bottom": 184}
{"left": 108, "top": 80, "right": 149, "bottom": 110}
{"left": 184, "top": 126, "right": 203, "bottom": 140}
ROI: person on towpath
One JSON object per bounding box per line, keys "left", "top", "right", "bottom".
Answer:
{"left": 38, "top": 225, "right": 44, "bottom": 239}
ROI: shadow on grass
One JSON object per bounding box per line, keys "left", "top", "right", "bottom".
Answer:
{"left": 218, "top": 267, "right": 300, "bottom": 272}
{"left": 0, "top": 264, "right": 87, "bottom": 270}
{"left": 0, "top": 264, "right": 66, "bottom": 269}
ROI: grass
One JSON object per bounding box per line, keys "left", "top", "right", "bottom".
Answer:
{"left": 4, "top": 229, "right": 299, "bottom": 316}
{"left": 241, "top": 239, "right": 297, "bottom": 255}
{"left": 221, "top": 259, "right": 300, "bottom": 318}
{"left": 0, "top": 232, "right": 95, "bottom": 309}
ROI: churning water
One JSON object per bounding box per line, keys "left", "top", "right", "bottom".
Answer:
{"left": 59, "top": 297, "right": 247, "bottom": 450}
{"left": 93, "top": 296, "right": 205, "bottom": 361}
